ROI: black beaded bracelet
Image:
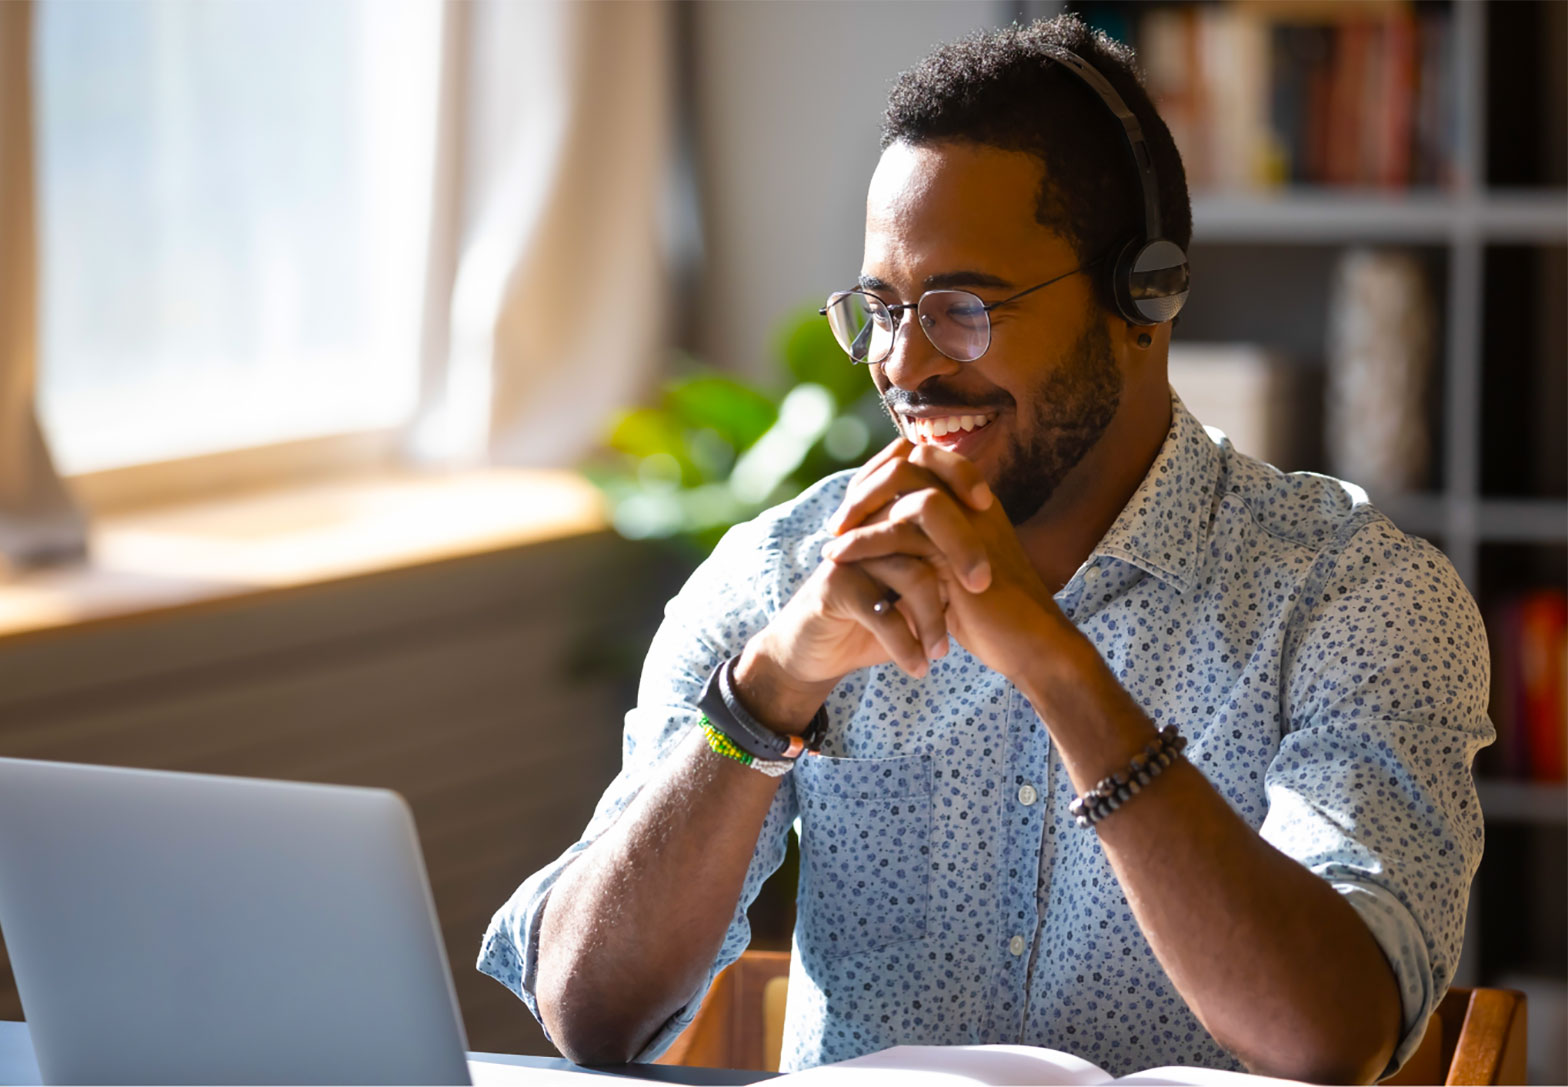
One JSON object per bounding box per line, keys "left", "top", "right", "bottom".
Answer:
{"left": 1069, "top": 724, "right": 1187, "bottom": 829}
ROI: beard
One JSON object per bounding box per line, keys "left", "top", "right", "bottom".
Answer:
{"left": 990, "top": 318, "right": 1121, "bottom": 525}
{"left": 878, "top": 317, "right": 1123, "bottom": 525}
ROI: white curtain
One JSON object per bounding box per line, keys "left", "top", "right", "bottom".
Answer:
{"left": 411, "top": 0, "right": 674, "bottom": 469}
{"left": 0, "top": 0, "right": 86, "bottom": 570}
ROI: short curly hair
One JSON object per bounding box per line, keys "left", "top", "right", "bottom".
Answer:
{"left": 882, "top": 14, "right": 1191, "bottom": 315}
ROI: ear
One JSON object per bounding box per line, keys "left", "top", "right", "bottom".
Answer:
{"left": 1106, "top": 316, "right": 1171, "bottom": 382}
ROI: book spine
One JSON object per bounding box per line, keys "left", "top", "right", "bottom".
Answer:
{"left": 1519, "top": 591, "right": 1568, "bottom": 782}
{"left": 1379, "top": 8, "right": 1416, "bottom": 189}
{"left": 1140, "top": 3, "right": 1456, "bottom": 194}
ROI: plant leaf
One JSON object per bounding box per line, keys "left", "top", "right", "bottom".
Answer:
{"left": 606, "top": 408, "right": 696, "bottom": 475}
{"left": 664, "top": 374, "right": 778, "bottom": 451}
{"left": 778, "top": 303, "right": 869, "bottom": 409}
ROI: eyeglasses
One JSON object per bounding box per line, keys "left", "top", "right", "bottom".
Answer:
{"left": 819, "top": 260, "right": 1098, "bottom": 365}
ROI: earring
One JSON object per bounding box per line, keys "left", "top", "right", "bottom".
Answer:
{"left": 1136, "top": 333, "right": 1152, "bottom": 348}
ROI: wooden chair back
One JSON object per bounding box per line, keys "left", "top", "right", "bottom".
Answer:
{"left": 1383, "top": 985, "right": 1528, "bottom": 1085}
{"left": 655, "top": 950, "right": 790, "bottom": 1073}
{"left": 662, "top": 953, "right": 1529, "bottom": 1085}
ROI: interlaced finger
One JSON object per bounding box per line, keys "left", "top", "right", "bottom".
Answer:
{"left": 830, "top": 446, "right": 992, "bottom": 536}
{"left": 857, "top": 554, "right": 949, "bottom": 665}
{"left": 826, "top": 554, "right": 948, "bottom": 677}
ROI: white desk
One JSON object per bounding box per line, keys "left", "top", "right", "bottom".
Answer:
{"left": 0, "top": 1021, "right": 766, "bottom": 1085}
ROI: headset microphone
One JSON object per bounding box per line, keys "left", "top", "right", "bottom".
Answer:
{"left": 1042, "top": 47, "right": 1190, "bottom": 326}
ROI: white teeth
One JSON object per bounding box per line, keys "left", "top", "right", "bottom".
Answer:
{"left": 905, "top": 413, "right": 995, "bottom": 443}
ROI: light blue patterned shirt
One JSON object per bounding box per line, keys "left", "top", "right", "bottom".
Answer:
{"left": 479, "top": 393, "right": 1492, "bottom": 1077}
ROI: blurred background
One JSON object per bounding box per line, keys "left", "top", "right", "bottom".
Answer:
{"left": 0, "top": 0, "right": 1562, "bottom": 1076}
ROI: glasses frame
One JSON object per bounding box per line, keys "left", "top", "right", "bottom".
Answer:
{"left": 818, "top": 255, "right": 1104, "bottom": 365}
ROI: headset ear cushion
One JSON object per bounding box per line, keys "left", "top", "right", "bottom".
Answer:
{"left": 1112, "top": 237, "right": 1190, "bottom": 325}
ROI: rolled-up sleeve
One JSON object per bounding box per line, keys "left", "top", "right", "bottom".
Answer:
{"left": 477, "top": 476, "right": 846, "bottom": 1058}
{"left": 1265, "top": 518, "right": 1493, "bottom": 1074}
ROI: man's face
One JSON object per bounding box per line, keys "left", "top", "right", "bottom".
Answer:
{"left": 862, "top": 140, "right": 1124, "bottom": 525}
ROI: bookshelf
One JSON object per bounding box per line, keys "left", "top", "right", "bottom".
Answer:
{"left": 1476, "top": 779, "right": 1568, "bottom": 827}
{"left": 1067, "top": 0, "right": 1566, "bottom": 1063}
{"left": 1193, "top": 190, "right": 1567, "bottom": 243}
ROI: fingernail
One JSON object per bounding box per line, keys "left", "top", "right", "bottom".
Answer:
{"left": 822, "top": 540, "right": 842, "bottom": 560}
{"left": 972, "top": 482, "right": 993, "bottom": 509}
{"left": 968, "top": 561, "right": 991, "bottom": 591}
{"left": 929, "top": 637, "right": 949, "bottom": 659}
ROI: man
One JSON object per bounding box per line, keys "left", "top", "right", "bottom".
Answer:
{"left": 480, "top": 17, "right": 1490, "bottom": 1083}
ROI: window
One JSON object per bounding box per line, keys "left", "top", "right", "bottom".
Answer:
{"left": 34, "top": 0, "right": 442, "bottom": 475}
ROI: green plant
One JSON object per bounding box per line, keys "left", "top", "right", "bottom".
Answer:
{"left": 585, "top": 304, "right": 893, "bottom": 556}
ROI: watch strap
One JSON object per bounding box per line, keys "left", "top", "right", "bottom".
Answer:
{"left": 697, "top": 655, "right": 825, "bottom": 761}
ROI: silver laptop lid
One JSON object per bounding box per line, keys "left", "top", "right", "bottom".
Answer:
{"left": 0, "top": 757, "right": 471, "bottom": 1085}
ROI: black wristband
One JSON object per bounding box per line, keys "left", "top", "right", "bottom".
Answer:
{"left": 697, "top": 656, "right": 826, "bottom": 761}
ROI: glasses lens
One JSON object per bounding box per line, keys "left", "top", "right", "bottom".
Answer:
{"left": 916, "top": 291, "right": 990, "bottom": 362}
{"left": 825, "top": 291, "right": 893, "bottom": 363}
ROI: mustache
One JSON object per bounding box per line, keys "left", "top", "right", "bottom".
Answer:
{"left": 881, "top": 384, "right": 1013, "bottom": 415}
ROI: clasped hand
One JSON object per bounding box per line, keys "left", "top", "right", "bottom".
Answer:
{"left": 758, "top": 436, "right": 1071, "bottom": 692}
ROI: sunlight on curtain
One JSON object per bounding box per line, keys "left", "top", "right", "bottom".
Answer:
{"left": 0, "top": 0, "right": 86, "bottom": 569}
{"left": 409, "top": 0, "right": 673, "bottom": 470}
{"left": 34, "top": 0, "right": 442, "bottom": 474}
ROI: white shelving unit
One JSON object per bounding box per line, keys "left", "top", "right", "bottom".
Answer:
{"left": 1477, "top": 779, "right": 1568, "bottom": 826}
{"left": 1193, "top": 190, "right": 1568, "bottom": 244}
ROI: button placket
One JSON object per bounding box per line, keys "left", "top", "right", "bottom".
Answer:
{"left": 986, "top": 685, "right": 1051, "bottom": 1043}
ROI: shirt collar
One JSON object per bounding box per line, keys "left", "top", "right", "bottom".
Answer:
{"left": 1088, "top": 390, "right": 1220, "bottom": 595}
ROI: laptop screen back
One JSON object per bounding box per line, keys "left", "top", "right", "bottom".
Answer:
{"left": 0, "top": 757, "right": 471, "bottom": 1085}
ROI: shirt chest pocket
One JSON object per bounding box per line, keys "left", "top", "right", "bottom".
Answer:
{"left": 792, "top": 752, "right": 933, "bottom": 960}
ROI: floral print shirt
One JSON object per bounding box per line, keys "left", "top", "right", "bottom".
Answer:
{"left": 479, "top": 392, "right": 1491, "bottom": 1077}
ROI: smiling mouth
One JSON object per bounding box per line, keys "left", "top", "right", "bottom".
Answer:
{"left": 902, "top": 412, "right": 997, "bottom": 443}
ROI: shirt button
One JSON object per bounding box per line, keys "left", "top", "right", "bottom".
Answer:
{"left": 1017, "top": 784, "right": 1038, "bottom": 806}
{"left": 1008, "top": 935, "right": 1026, "bottom": 956}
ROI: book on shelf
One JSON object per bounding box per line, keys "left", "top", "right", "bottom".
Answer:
{"left": 1125, "top": 2, "right": 1455, "bottom": 191}
{"left": 1323, "top": 247, "right": 1436, "bottom": 496}
{"left": 1168, "top": 343, "right": 1318, "bottom": 472}
{"left": 1486, "top": 588, "right": 1568, "bottom": 783}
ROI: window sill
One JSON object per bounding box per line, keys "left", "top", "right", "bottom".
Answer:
{"left": 0, "top": 468, "right": 607, "bottom": 645}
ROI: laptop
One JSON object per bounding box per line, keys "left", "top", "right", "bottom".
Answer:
{"left": 0, "top": 757, "right": 473, "bottom": 1085}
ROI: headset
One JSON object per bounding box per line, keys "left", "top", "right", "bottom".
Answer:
{"left": 1043, "top": 47, "right": 1190, "bottom": 326}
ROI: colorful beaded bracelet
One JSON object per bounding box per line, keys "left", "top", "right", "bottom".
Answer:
{"left": 1069, "top": 724, "right": 1187, "bottom": 829}
{"left": 701, "top": 718, "right": 794, "bottom": 777}
{"left": 698, "top": 656, "right": 825, "bottom": 763}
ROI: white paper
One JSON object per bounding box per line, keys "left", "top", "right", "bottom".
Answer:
{"left": 772, "top": 1044, "right": 1111, "bottom": 1086}
{"left": 771, "top": 1046, "right": 1317, "bottom": 1087}
{"left": 1116, "top": 1068, "right": 1313, "bottom": 1087}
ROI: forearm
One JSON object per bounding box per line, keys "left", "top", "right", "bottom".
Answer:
{"left": 1024, "top": 639, "right": 1402, "bottom": 1084}
{"left": 536, "top": 728, "right": 781, "bottom": 1064}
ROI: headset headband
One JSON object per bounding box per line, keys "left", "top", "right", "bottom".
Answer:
{"left": 1041, "top": 46, "right": 1162, "bottom": 242}
{"left": 1040, "top": 45, "right": 1189, "bottom": 326}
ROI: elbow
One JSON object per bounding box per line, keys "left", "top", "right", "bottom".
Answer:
{"left": 551, "top": 1028, "right": 645, "bottom": 1069}
{"left": 1270, "top": 1044, "right": 1393, "bottom": 1087}
{"left": 1239, "top": 1043, "right": 1390, "bottom": 1086}
{"left": 1233, "top": 1009, "right": 1398, "bottom": 1085}
{"left": 537, "top": 970, "right": 647, "bottom": 1067}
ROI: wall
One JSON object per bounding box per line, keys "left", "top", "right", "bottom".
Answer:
{"left": 688, "top": 1, "right": 1002, "bottom": 380}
